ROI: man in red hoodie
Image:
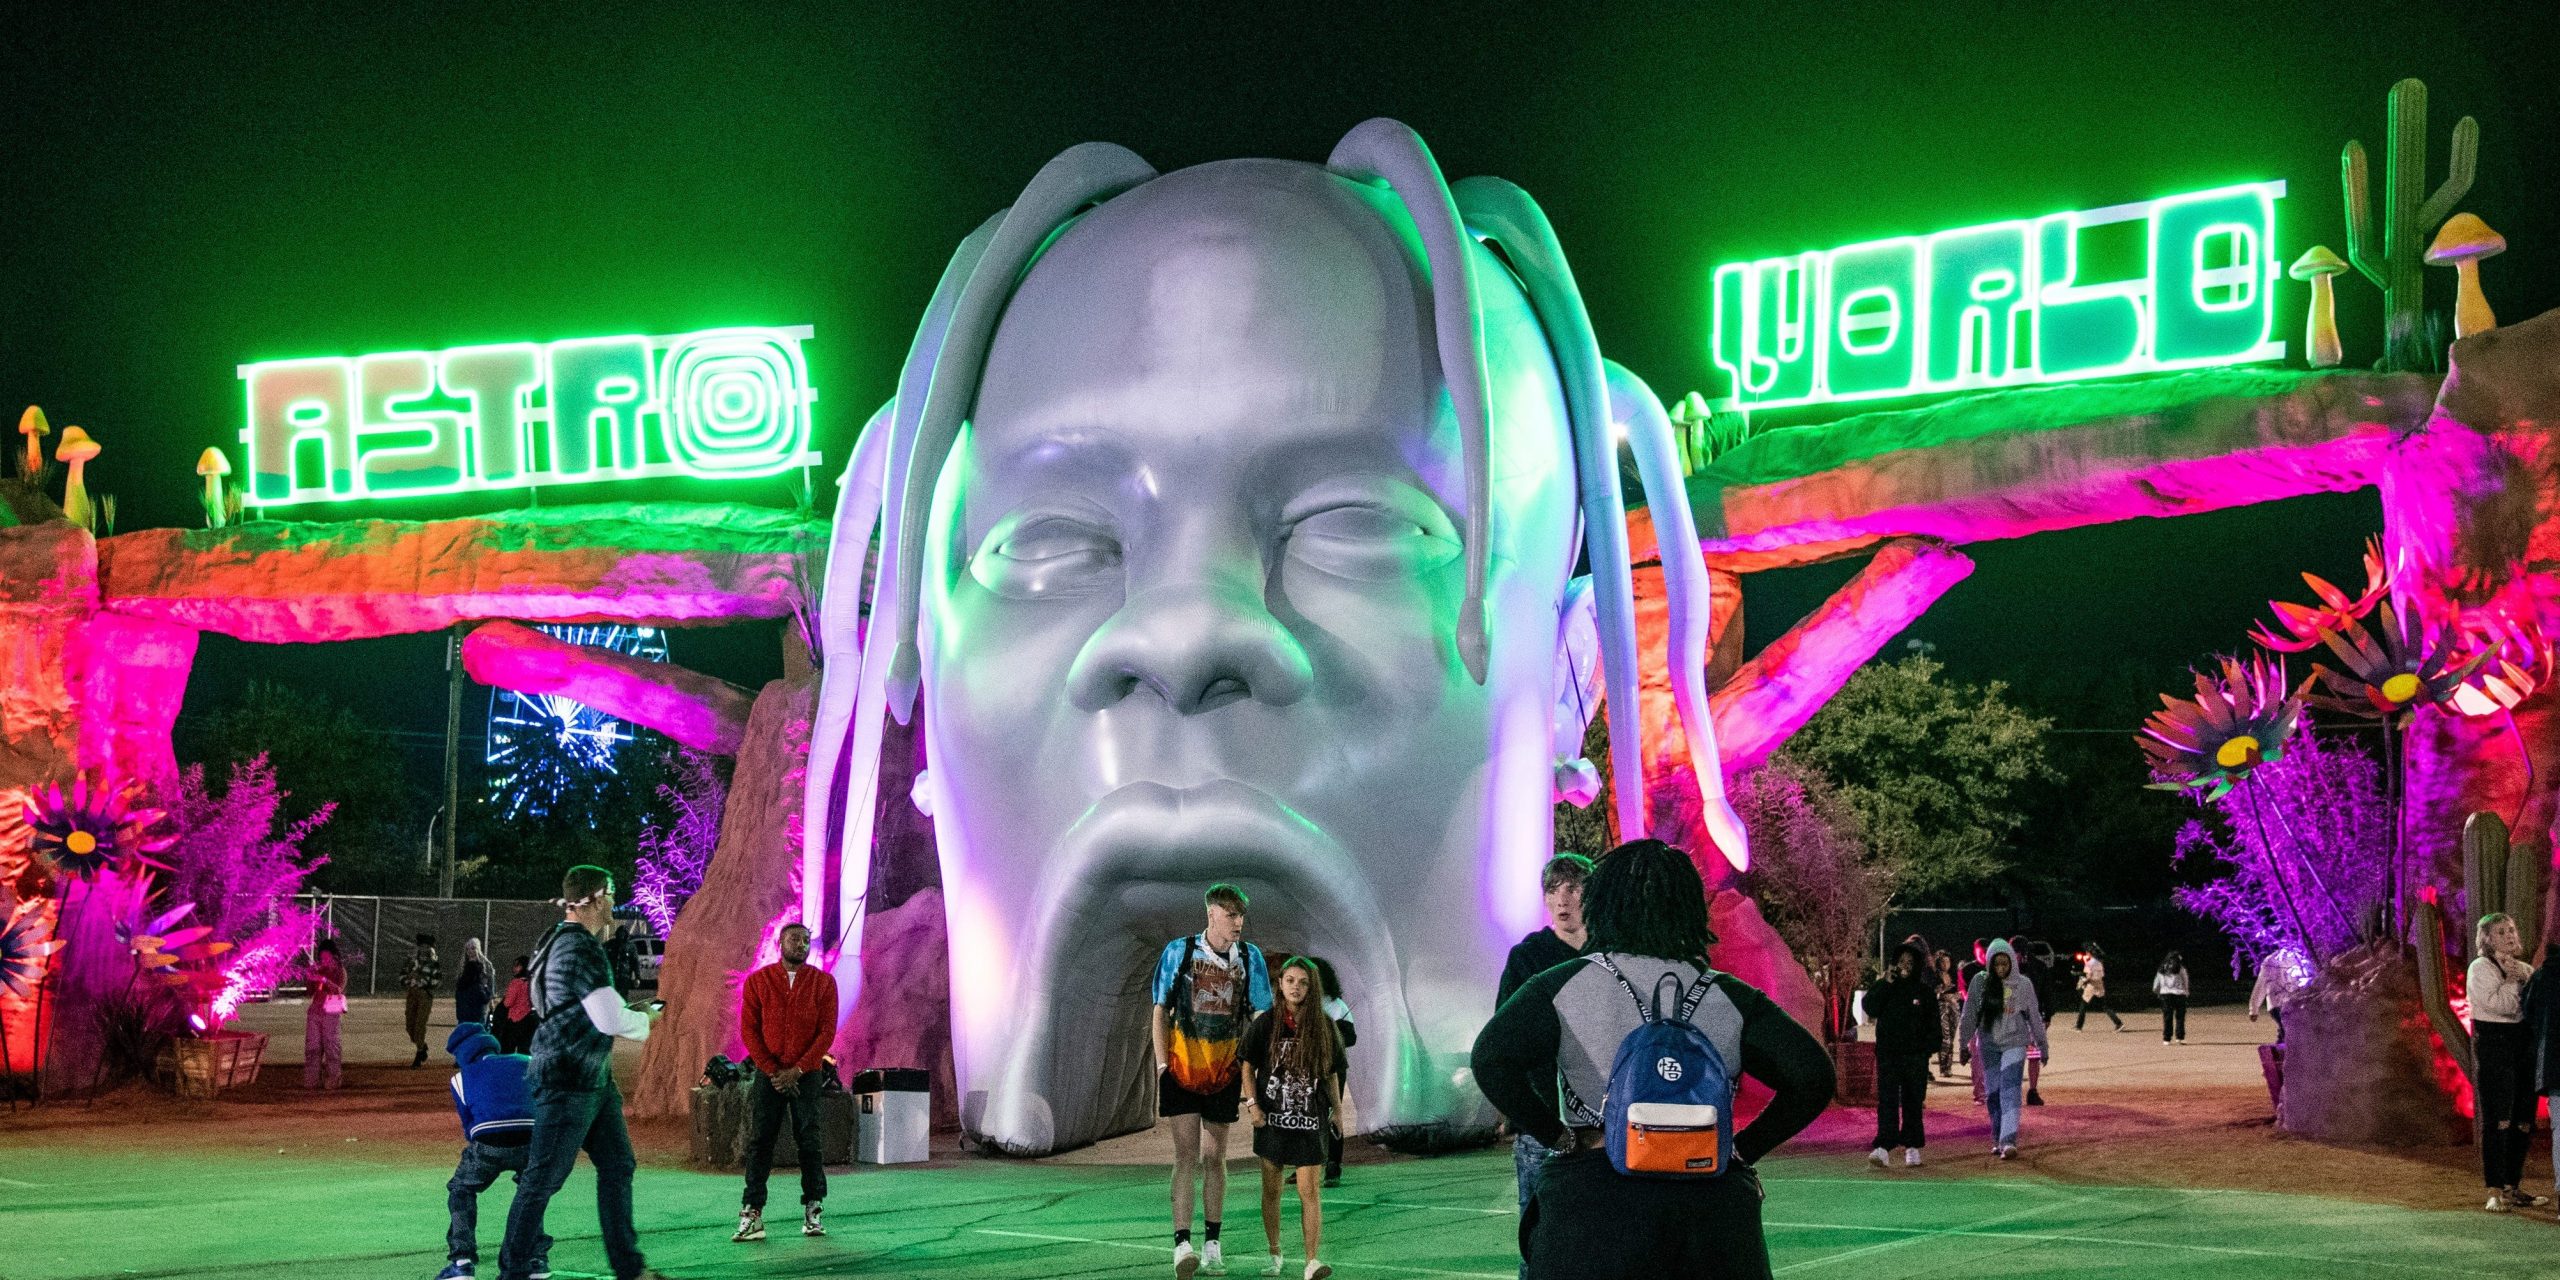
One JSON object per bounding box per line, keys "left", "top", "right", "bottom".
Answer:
{"left": 733, "top": 922, "right": 838, "bottom": 1244}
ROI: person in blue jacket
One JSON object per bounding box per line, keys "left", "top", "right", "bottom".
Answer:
{"left": 442, "top": 1023, "right": 547, "bottom": 1280}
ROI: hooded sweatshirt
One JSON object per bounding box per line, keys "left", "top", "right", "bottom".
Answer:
{"left": 1957, "top": 939, "right": 2049, "bottom": 1057}
{"left": 447, "top": 1023, "right": 534, "bottom": 1146}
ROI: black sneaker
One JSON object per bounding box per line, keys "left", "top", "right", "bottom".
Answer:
{"left": 2026, "top": 1090, "right": 2044, "bottom": 1107}
{"left": 803, "top": 1202, "right": 825, "bottom": 1237}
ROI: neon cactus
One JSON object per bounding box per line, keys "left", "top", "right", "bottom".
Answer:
{"left": 2341, "top": 78, "right": 2479, "bottom": 372}
{"left": 2413, "top": 813, "right": 2545, "bottom": 1086}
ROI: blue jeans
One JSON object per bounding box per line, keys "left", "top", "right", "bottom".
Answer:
{"left": 1512, "top": 1132, "right": 1555, "bottom": 1213}
{"left": 449, "top": 1140, "right": 549, "bottom": 1263}
{"left": 497, "top": 1081, "right": 643, "bottom": 1280}
{"left": 1981, "top": 1042, "right": 2026, "bottom": 1148}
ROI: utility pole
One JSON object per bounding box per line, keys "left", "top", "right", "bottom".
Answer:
{"left": 441, "top": 626, "right": 463, "bottom": 898}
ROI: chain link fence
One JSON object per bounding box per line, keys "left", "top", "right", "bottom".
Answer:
{"left": 291, "top": 895, "right": 563, "bottom": 995}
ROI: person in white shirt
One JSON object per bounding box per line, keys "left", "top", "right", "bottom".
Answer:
{"left": 2469, "top": 913, "right": 2544, "bottom": 1213}
{"left": 2074, "top": 943, "right": 2122, "bottom": 1031}
{"left": 2151, "top": 953, "right": 2191, "bottom": 1044}
{"left": 2247, "top": 948, "right": 2307, "bottom": 1039}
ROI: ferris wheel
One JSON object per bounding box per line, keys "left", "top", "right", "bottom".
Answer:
{"left": 484, "top": 623, "right": 671, "bottom": 816}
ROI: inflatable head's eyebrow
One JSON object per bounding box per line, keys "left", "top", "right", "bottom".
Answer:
{"left": 808, "top": 120, "right": 1751, "bottom": 1157}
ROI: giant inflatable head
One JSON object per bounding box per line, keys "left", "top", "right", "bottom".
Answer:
{"left": 809, "top": 120, "right": 1745, "bottom": 1154}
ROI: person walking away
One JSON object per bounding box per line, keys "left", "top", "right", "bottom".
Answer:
{"left": 494, "top": 958, "right": 537, "bottom": 1055}
{"left": 458, "top": 938, "right": 494, "bottom": 1028}
{"left": 1867, "top": 940, "right": 1937, "bottom": 1169}
{"left": 439, "top": 1023, "right": 546, "bottom": 1280}
{"left": 733, "top": 922, "right": 839, "bottom": 1243}
{"left": 2153, "top": 952, "right": 2192, "bottom": 1044}
{"left": 492, "top": 866, "right": 670, "bottom": 1280}
{"left": 1472, "top": 839, "right": 1834, "bottom": 1279}
{"left": 2470, "top": 913, "right": 2544, "bottom": 1212}
{"left": 1307, "top": 956, "right": 1357, "bottom": 1187}
{"left": 304, "top": 938, "right": 347, "bottom": 1090}
{"left": 405, "top": 935, "right": 445, "bottom": 1068}
{"left": 1496, "top": 853, "right": 1592, "bottom": 1224}
{"left": 1153, "top": 884, "right": 1273, "bottom": 1278}
{"left": 2075, "top": 943, "right": 2123, "bottom": 1031}
{"left": 1958, "top": 938, "right": 2049, "bottom": 1159}
{"left": 1240, "top": 957, "right": 1346, "bottom": 1280}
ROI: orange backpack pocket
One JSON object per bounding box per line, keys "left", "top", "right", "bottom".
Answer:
{"left": 1622, "top": 1101, "right": 1722, "bottom": 1175}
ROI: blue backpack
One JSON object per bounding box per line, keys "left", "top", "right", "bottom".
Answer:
{"left": 1577, "top": 954, "right": 1737, "bottom": 1179}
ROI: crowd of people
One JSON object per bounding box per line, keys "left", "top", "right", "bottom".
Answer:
{"left": 291, "top": 848, "right": 2479, "bottom": 1280}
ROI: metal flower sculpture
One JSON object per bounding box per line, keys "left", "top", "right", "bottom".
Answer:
{"left": 2449, "top": 602, "right": 2554, "bottom": 719}
{"left": 2301, "top": 599, "right": 2495, "bottom": 720}
{"left": 2251, "top": 538, "right": 2390, "bottom": 652}
{"left": 0, "top": 908, "right": 58, "bottom": 1001}
{"left": 2141, "top": 654, "right": 2311, "bottom": 800}
{"left": 21, "top": 776, "right": 174, "bottom": 881}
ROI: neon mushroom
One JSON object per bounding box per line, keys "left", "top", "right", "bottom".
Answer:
{"left": 17, "top": 405, "right": 47, "bottom": 478}
{"left": 2289, "top": 246, "right": 2349, "bottom": 369}
{"left": 2426, "top": 213, "right": 2505, "bottom": 339}
{"left": 196, "top": 448, "right": 232, "bottom": 528}
{"left": 55, "top": 426, "right": 99, "bottom": 531}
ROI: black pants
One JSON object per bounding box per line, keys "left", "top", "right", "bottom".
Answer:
{"left": 2076, "top": 992, "right": 2121, "bottom": 1030}
{"left": 498, "top": 1081, "right": 642, "bottom": 1280}
{"left": 448, "top": 1140, "right": 548, "bottom": 1263}
{"left": 2159, "top": 994, "right": 2188, "bottom": 1042}
{"left": 2476, "top": 1020, "right": 2536, "bottom": 1189}
{"left": 1522, "top": 1148, "right": 1769, "bottom": 1279}
{"left": 1872, "top": 1051, "right": 1930, "bottom": 1150}
{"left": 743, "top": 1071, "right": 829, "bottom": 1210}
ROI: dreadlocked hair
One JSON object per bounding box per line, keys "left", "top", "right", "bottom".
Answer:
{"left": 1273, "top": 956, "right": 1340, "bottom": 1086}
{"left": 1584, "top": 838, "right": 1716, "bottom": 971}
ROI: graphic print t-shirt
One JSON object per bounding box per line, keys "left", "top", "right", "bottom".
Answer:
{"left": 1240, "top": 1010, "right": 1335, "bottom": 1133}
{"left": 1152, "top": 934, "right": 1271, "bottom": 1094}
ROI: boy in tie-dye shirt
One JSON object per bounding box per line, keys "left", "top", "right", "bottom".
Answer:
{"left": 1151, "top": 884, "right": 1273, "bottom": 1276}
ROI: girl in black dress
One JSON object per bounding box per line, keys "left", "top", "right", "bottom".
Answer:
{"left": 1241, "top": 957, "right": 1344, "bottom": 1280}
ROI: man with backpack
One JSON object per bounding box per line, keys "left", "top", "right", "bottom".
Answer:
{"left": 438, "top": 1023, "right": 545, "bottom": 1280}
{"left": 491, "top": 866, "right": 671, "bottom": 1280}
{"left": 1151, "top": 884, "right": 1273, "bottom": 1278}
{"left": 1471, "top": 840, "right": 1833, "bottom": 1278}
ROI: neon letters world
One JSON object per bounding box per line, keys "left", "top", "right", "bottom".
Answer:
{"left": 239, "top": 326, "right": 820, "bottom": 506}
{"left": 1711, "top": 182, "right": 2286, "bottom": 411}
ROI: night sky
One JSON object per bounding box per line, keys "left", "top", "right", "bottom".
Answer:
{"left": 4, "top": 2, "right": 2551, "bottom": 751}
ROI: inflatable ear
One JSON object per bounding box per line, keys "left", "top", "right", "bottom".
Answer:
{"left": 1551, "top": 575, "right": 1604, "bottom": 805}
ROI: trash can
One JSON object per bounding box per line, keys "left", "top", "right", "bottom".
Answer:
{"left": 853, "top": 1067, "right": 931, "bottom": 1164}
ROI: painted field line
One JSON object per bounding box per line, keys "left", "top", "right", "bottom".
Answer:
{"left": 0, "top": 1175, "right": 39, "bottom": 1188}
{"left": 974, "top": 1228, "right": 1513, "bottom": 1279}
{"left": 1326, "top": 1197, "right": 1513, "bottom": 1216}
{"left": 1764, "top": 1218, "right": 2472, "bottom": 1276}
{"left": 1772, "top": 1191, "right": 2114, "bottom": 1273}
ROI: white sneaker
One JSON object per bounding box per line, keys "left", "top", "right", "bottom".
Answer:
{"left": 2486, "top": 1194, "right": 2512, "bottom": 1213}
{"left": 1868, "top": 1146, "right": 1889, "bottom": 1168}
{"left": 732, "top": 1207, "right": 766, "bottom": 1242}
{"left": 803, "top": 1202, "right": 825, "bottom": 1237}
{"left": 1997, "top": 1145, "right": 2017, "bottom": 1161}
{"left": 1175, "top": 1241, "right": 1202, "bottom": 1277}
{"left": 1904, "top": 1148, "right": 1924, "bottom": 1168}
{"left": 1203, "top": 1239, "right": 1226, "bottom": 1275}
{"left": 1261, "top": 1254, "right": 1284, "bottom": 1277}
{"left": 1305, "top": 1262, "right": 1333, "bottom": 1280}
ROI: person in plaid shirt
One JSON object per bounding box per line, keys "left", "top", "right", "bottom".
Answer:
{"left": 404, "top": 934, "right": 444, "bottom": 1068}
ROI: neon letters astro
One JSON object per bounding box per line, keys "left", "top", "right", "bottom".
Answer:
{"left": 239, "top": 326, "right": 820, "bottom": 505}
{"left": 1711, "top": 183, "right": 2286, "bottom": 411}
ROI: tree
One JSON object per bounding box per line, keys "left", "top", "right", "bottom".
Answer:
{"left": 181, "top": 681, "right": 429, "bottom": 895}
{"left": 457, "top": 737, "right": 671, "bottom": 902}
{"left": 1733, "top": 755, "right": 1891, "bottom": 1041}
{"left": 1784, "top": 654, "right": 2057, "bottom": 903}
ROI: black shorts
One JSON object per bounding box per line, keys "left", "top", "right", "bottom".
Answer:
{"left": 1159, "top": 1068, "right": 1242, "bottom": 1124}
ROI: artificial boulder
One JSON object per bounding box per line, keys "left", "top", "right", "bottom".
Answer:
{"left": 630, "top": 674, "right": 815, "bottom": 1118}
{"left": 461, "top": 621, "right": 754, "bottom": 755}
{"left": 98, "top": 501, "right": 819, "bottom": 643}
{"left": 2277, "top": 942, "right": 2466, "bottom": 1145}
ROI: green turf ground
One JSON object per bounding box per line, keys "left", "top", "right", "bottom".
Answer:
{"left": 0, "top": 1136, "right": 2540, "bottom": 1279}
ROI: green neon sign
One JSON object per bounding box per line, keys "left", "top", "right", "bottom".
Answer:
{"left": 239, "top": 326, "right": 820, "bottom": 505}
{"left": 1712, "top": 182, "right": 2285, "bottom": 410}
